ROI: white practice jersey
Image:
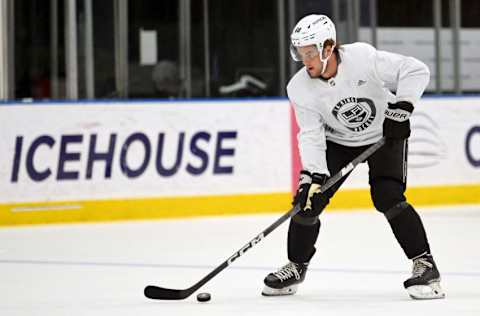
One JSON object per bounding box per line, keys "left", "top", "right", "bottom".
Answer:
{"left": 287, "top": 42, "right": 430, "bottom": 176}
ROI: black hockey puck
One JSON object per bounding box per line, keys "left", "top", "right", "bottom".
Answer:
{"left": 196, "top": 292, "right": 211, "bottom": 302}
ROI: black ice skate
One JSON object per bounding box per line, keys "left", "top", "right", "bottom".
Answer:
{"left": 262, "top": 262, "right": 308, "bottom": 296}
{"left": 404, "top": 254, "right": 445, "bottom": 299}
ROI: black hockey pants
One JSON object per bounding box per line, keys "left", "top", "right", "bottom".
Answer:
{"left": 288, "top": 139, "right": 431, "bottom": 263}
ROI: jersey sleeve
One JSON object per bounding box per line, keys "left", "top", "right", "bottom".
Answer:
{"left": 292, "top": 102, "right": 330, "bottom": 176}
{"left": 373, "top": 49, "right": 430, "bottom": 105}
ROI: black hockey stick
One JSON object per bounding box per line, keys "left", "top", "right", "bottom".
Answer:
{"left": 144, "top": 137, "right": 386, "bottom": 300}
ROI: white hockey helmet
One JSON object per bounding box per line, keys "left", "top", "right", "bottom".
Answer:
{"left": 290, "top": 14, "right": 336, "bottom": 62}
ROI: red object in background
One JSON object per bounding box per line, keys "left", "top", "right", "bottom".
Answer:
{"left": 290, "top": 104, "right": 302, "bottom": 195}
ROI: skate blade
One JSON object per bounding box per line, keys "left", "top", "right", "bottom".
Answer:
{"left": 406, "top": 282, "right": 445, "bottom": 300}
{"left": 261, "top": 284, "right": 298, "bottom": 296}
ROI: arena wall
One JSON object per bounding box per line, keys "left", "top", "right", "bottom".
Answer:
{"left": 0, "top": 97, "right": 479, "bottom": 225}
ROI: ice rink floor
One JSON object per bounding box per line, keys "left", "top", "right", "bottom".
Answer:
{"left": 1, "top": 205, "right": 479, "bottom": 316}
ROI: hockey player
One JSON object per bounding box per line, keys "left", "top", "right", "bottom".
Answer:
{"left": 262, "top": 14, "right": 445, "bottom": 300}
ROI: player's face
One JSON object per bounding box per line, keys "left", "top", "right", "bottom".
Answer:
{"left": 296, "top": 45, "right": 323, "bottom": 77}
{"left": 296, "top": 45, "right": 335, "bottom": 79}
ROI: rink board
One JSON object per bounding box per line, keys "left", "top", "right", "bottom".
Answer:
{"left": 0, "top": 97, "right": 479, "bottom": 225}
{"left": 0, "top": 100, "right": 293, "bottom": 225}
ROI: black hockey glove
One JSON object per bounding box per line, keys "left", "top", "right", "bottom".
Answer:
{"left": 383, "top": 101, "right": 414, "bottom": 140}
{"left": 293, "top": 170, "right": 328, "bottom": 213}
{"left": 293, "top": 170, "right": 312, "bottom": 209}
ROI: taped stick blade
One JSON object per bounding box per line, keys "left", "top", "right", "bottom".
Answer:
{"left": 144, "top": 285, "right": 192, "bottom": 300}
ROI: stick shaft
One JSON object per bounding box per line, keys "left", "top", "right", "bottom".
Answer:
{"left": 144, "top": 137, "right": 386, "bottom": 300}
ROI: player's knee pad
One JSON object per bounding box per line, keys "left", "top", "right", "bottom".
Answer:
{"left": 383, "top": 201, "right": 411, "bottom": 220}
{"left": 370, "top": 177, "right": 406, "bottom": 213}
{"left": 292, "top": 213, "right": 319, "bottom": 226}
{"left": 292, "top": 208, "right": 320, "bottom": 226}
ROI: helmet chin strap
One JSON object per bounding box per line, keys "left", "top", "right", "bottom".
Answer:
{"left": 319, "top": 45, "right": 336, "bottom": 75}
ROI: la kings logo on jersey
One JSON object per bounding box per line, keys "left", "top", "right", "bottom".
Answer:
{"left": 332, "top": 97, "right": 376, "bottom": 132}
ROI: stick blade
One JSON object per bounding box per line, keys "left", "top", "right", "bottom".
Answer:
{"left": 144, "top": 285, "right": 191, "bottom": 300}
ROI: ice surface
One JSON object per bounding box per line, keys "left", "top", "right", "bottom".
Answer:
{"left": 1, "top": 205, "right": 479, "bottom": 315}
